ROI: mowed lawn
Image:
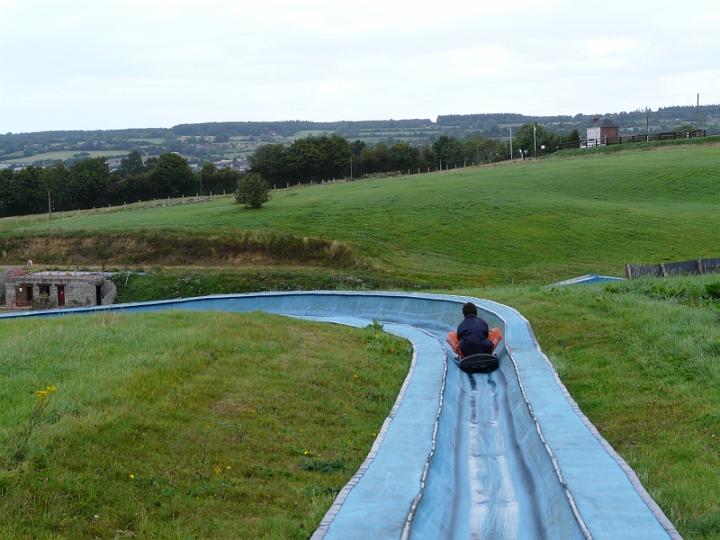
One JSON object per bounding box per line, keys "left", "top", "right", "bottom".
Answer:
{"left": 0, "top": 311, "right": 410, "bottom": 539}
{"left": 481, "top": 275, "right": 720, "bottom": 538}
{"left": 2, "top": 144, "right": 720, "bottom": 285}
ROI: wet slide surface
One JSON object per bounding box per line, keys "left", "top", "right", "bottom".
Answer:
{"left": 1, "top": 292, "right": 680, "bottom": 539}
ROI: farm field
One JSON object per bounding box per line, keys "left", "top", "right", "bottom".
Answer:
{"left": 2, "top": 143, "right": 719, "bottom": 286}
{"left": 0, "top": 150, "right": 130, "bottom": 164}
{"left": 0, "top": 311, "right": 410, "bottom": 538}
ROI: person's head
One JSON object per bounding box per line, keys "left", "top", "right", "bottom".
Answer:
{"left": 462, "top": 302, "right": 477, "bottom": 317}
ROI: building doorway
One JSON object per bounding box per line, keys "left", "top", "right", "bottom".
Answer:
{"left": 96, "top": 285, "right": 102, "bottom": 306}
{"left": 57, "top": 285, "right": 65, "bottom": 307}
{"left": 15, "top": 284, "right": 33, "bottom": 307}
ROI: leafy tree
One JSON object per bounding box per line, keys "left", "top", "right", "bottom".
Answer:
{"left": 432, "top": 135, "right": 464, "bottom": 166}
{"left": 67, "top": 157, "right": 111, "bottom": 209}
{"left": 514, "top": 123, "right": 563, "bottom": 155}
{"left": 350, "top": 140, "right": 367, "bottom": 156}
{"left": 199, "top": 162, "right": 217, "bottom": 195}
{"left": 388, "top": 143, "right": 420, "bottom": 171}
{"left": 40, "top": 162, "right": 70, "bottom": 213}
{"left": 118, "top": 150, "right": 145, "bottom": 177}
{"left": 249, "top": 143, "right": 287, "bottom": 186}
{"left": 149, "top": 153, "right": 197, "bottom": 197}
{"left": 566, "top": 129, "right": 581, "bottom": 145}
{"left": 235, "top": 172, "right": 270, "bottom": 209}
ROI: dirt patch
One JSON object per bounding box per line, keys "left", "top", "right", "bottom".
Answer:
{"left": 0, "top": 231, "right": 370, "bottom": 269}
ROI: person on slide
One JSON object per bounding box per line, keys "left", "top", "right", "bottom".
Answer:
{"left": 447, "top": 302, "right": 502, "bottom": 358}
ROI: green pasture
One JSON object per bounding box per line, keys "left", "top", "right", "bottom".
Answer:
{"left": 0, "top": 311, "right": 410, "bottom": 539}
{"left": 127, "top": 138, "right": 165, "bottom": 145}
{"left": 3, "top": 143, "right": 720, "bottom": 285}
{"left": 1, "top": 150, "right": 129, "bottom": 164}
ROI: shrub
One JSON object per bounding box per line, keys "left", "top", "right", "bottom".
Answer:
{"left": 705, "top": 281, "right": 720, "bottom": 300}
{"left": 235, "top": 172, "right": 270, "bottom": 209}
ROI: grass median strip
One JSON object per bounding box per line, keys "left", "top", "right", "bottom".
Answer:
{"left": 0, "top": 311, "right": 411, "bottom": 539}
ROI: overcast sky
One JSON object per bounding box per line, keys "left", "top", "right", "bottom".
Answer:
{"left": 1, "top": 0, "right": 719, "bottom": 132}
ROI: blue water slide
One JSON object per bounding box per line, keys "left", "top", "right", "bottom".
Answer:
{"left": 0, "top": 292, "right": 680, "bottom": 539}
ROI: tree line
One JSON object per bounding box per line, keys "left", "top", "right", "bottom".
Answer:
{"left": 0, "top": 126, "right": 583, "bottom": 217}
{"left": 0, "top": 151, "right": 241, "bottom": 217}
{"left": 249, "top": 134, "right": 517, "bottom": 188}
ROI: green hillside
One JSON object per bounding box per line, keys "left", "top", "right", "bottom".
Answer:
{"left": 2, "top": 144, "right": 720, "bottom": 537}
{"left": 0, "top": 311, "right": 409, "bottom": 538}
{"left": 2, "top": 143, "right": 719, "bottom": 286}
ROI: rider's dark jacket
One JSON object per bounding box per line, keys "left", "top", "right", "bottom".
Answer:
{"left": 456, "top": 314, "right": 493, "bottom": 356}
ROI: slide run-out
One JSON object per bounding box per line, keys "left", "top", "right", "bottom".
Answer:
{"left": 1, "top": 292, "right": 681, "bottom": 539}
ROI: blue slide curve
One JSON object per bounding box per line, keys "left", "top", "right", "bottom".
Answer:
{"left": 1, "top": 292, "right": 681, "bottom": 539}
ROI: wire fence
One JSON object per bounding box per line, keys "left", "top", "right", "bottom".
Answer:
{"left": 555, "top": 128, "right": 720, "bottom": 152}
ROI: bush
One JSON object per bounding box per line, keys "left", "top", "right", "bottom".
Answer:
{"left": 235, "top": 172, "right": 270, "bottom": 209}
{"left": 705, "top": 281, "right": 720, "bottom": 299}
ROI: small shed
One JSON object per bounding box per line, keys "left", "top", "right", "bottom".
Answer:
{"left": 3, "top": 269, "right": 116, "bottom": 309}
{"left": 586, "top": 117, "right": 619, "bottom": 146}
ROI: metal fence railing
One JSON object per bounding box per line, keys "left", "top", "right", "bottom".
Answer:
{"left": 625, "top": 258, "right": 720, "bottom": 279}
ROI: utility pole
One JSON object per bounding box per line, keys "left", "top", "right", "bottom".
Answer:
{"left": 350, "top": 155, "right": 353, "bottom": 179}
{"left": 696, "top": 93, "right": 701, "bottom": 130}
{"left": 645, "top": 108, "right": 650, "bottom": 142}
{"left": 47, "top": 190, "right": 52, "bottom": 221}
{"left": 533, "top": 124, "right": 537, "bottom": 157}
{"left": 509, "top": 127, "right": 513, "bottom": 160}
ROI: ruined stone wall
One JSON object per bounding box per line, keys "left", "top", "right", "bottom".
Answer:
{"left": 4, "top": 278, "right": 109, "bottom": 309}
{"left": 63, "top": 281, "right": 99, "bottom": 308}
{"left": 101, "top": 280, "right": 117, "bottom": 305}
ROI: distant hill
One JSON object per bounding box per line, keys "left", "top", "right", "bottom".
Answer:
{"left": 2, "top": 104, "right": 719, "bottom": 166}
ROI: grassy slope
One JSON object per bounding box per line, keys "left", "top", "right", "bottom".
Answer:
{"left": 0, "top": 312, "right": 410, "bottom": 539}
{"left": 2, "top": 144, "right": 719, "bottom": 285}
{"left": 103, "top": 272, "right": 720, "bottom": 538}
{"left": 1, "top": 150, "right": 129, "bottom": 163}
{"left": 476, "top": 275, "right": 720, "bottom": 538}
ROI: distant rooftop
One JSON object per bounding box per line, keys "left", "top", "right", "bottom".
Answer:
{"left": 590, "top": 117, "right": 618, "bottom": 128}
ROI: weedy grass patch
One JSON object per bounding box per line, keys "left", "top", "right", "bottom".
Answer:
{"left": 0, "top": 311, "right": 410, "bottom": 539}
{"left": 467, "top": 276, "right": 720, "bottom": 538}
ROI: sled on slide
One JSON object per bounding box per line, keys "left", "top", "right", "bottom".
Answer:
{"left": 447, "top": 327, "right": 503, "bottom": 374}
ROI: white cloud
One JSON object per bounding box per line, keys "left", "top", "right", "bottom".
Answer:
{"left": 1, "top": 0, "right": 719, "bottom": 131}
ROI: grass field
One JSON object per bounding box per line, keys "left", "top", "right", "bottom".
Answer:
{"left": 2, "top": 142, "right": 720, "bottom": 537}
{"left": 98, "top": 272, "right": 720, "bottom": 538}
{"left": 2, "top": 143, "right": 718, "bottom": 285}
{"left": 127, "top": 138, "right": 165, "bottom": 145}
{"left": 477, "top": 275, "right": 720, "bottom": 538}
{"left": 0, "top": 311, "right": 410, "bottom": 538}
{"left": 0, "top": 150, "right": 130, "bottom": 164}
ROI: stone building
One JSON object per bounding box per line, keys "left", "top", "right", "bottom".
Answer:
{"left": 3, "top": 269, "right": 117, "bottom": 309}
{"left": 585, "top": 117, "right": 619, "bottom": 146}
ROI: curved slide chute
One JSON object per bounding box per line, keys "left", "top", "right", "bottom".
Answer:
{"left": 1, "top": 292, "right": 680, "bottom": 539}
